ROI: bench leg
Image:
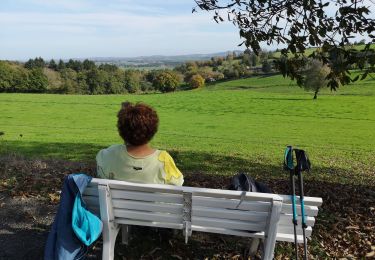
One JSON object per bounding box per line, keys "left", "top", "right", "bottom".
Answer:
{"left": 121, "top": 225, "right": 130, "bottom": 245}
{"left": 262, "top": 200, "right": 282, "bottom": 260}
{"left": 249, "top": 238, "right": 260, "bottom": 256}
{"left": 102, "top": 222, "right": 120, "bottom": 260}
{"left": 98, "top": 184, "right": 120, "bottom": 260}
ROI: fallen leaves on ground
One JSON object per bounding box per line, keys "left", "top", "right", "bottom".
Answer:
{"left": 0, "top": 154, "right": 95, "bottom": 202}
{"left": 1, "top": 155, "right": 374, "bottom": 259}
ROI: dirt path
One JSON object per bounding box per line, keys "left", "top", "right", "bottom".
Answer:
{"left": 0, "top": 194, "right": 55, "bottom": 259}
{"left": 0, "top": 155, "right": 96, "bottom": 260}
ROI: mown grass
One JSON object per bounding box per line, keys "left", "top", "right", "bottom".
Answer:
{"left": 272, "top": 43, "right": 375, "bottom": 58}
{"left": 0, "top": 73, "right": 374, "bottom": 186}
{"left": 1, "top": 73, "right": 375, "bottom": 258}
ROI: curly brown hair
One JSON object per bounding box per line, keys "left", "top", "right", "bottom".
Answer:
{"left": 117, "top": 102, "right": 159, "bottom": 146}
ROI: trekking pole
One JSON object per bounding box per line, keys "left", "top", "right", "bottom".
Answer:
{"left": 291, "top": 168, "right": 299, "bottom": 260}
{"left": 297, "top": 168, "right": 307, "bottom": 260}
{"left": 295, "top": 149, "right": 311, "bottom": 260}
{"left": 284, "top": 146, "right": 299, "bottom": 259}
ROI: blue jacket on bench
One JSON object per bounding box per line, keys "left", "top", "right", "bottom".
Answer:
{"left": 44, "top": 174, "right": 102, "bottom": 260}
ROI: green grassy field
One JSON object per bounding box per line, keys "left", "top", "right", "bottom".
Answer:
{"left": 272, "top": 44, "right": 375, "bottom": 58}
{"left": 1, "top": 73, "right": 374, "bottom": 185}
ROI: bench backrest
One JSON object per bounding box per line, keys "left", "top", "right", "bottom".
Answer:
{"left": 190, "top": 190, "right": 281, "bottom": 239}
{"left": 83, "top": 178, "right": 322, "bottom": 245}
{"left": 277, "top": 195, "right": 322, "bottom": 243}
{"left": 84, "top": 180, "right": 185, "bottom": 230}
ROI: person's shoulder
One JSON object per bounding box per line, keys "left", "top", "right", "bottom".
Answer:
{"left": 102, "top": 144, "right": 123, "bottom": 153}
{"left": 96, "top": 144, "right": 124, "bottom": 160}
{"left": 157, "top": 150, "right": 174, "bottom": 162}
{"left": 157, "top": 150, "right": 183, "bottom": 186}
{"left": 106, "top": 144, "right": 124, "bottom": 152}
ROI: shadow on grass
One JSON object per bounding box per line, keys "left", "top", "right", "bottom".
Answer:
{"left": 0, "top": 140, "right": 105, "bottom": 161}
{"left": 252, "top": 96, "right": 310, "bottom": 101}
{"left": 257, "top": 72, "right": 280, "bottom": 78}
{"left": 1, "top": 140, "right": 373, "bottom": 186}
{"left": 229, "top": 85, "right": 270, "bottom": 90}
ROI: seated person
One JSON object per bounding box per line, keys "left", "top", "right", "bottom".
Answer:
{"left": 96, "top": 102, "right": 183, "bottom": 186}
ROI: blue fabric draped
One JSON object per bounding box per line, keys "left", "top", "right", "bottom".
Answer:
{"left": 44, "top": 174, "right": 102, "bottom": 260}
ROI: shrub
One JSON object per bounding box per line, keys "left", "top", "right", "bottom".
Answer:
{"left": 262, "top": 60, "right": 272, "bottom": 73}
{"left": 152, "top": 71, "right": 180, "bottom": 92}
{"left": 189, "top": 74, "right": 205, "bottom": 89}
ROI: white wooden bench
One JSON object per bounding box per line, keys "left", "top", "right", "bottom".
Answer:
{"left": 83, "top": 178, "right": 322, "bottom": 260}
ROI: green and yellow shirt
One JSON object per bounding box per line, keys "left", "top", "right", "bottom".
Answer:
{"left": 96, "top": 144, "right": 183, "bottom": 186}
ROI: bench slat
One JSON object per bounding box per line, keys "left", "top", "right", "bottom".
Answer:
{"left": 193, "top": 196, "right": 271, "bottom": 212}
{"left": 192, "top": 225, "right": 265, "bottom": 239}
{"left": 83, "top": 195, "right": 99, "bottom": 207}
{"left": 112, "top": 199, "right": 183, "bottom": 214}
{"left": 277, "top": 226, "right": 313, "bottom": 237}
{"left": 111, "top": 190, "right": 183, "bottom": 204}
{"left": 280, "top": 195, "right": 323, "bottom": 207}
{"left": 281, "top": 204, "right": 319, "bottom": 216}
{"left": 109, "top": 183, "right": 184, "bottom": 195}
{"left": 192, "top": 216, "right": 266, "bottom": 232}
{"left": 91, "top": 179, "right": 282, "bottom": 202}
{"left": 116, "top": 220, "right": 183, "bottom": 230}
{"left": 192, "top": 226, "right": 312, "bottom": 244}
{"left": 192, "top": 206, "right": 268, "bottom": 222}
{"left": 114, "top": 209, "right": 182, "bottom": 224}
{"left": 83, "top": 186, "right": 99, "bottom": 196}
{"left": 86, "top": 182, "right": 98, "bottom": 188}
{"left": 279, "top": 215, "right": 315, "bottom": 226}
{"left": 90, "top": 180, "right": 321, "bottom": 205}
{"left": 191, "top": 191, "right": 281, "bottom": 202}
{"left": 276, "top": 233, "right": 305, "bottom": 243}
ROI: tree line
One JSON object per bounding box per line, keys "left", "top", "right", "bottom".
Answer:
{"left": 0, "top": 51, "right": 275, "bottom": 94}
{"left": 0, "top": 58, "right": 183, "bottom": 94}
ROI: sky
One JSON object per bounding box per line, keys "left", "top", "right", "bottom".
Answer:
{"left": 0, "top": 0, "right": 245, "bottom": 60}
{"left": 0, "top": 0, "right": 373, "bottom": 60}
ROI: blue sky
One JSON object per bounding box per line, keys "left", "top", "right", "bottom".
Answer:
{"left": 0, "top": 0, "right": 245, "bottom": 60}
{"left": 1, "top": 0, "right": 373, "bottom": 60}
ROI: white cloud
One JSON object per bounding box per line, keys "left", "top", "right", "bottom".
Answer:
{"left": 0, "top": 11, "right": 219, "bottom": 33}
{"left": 14, "top": 0, "right": 92, "bottom": 11}
{"left": 0, "top": 9, "right": 241, "bottom": 59}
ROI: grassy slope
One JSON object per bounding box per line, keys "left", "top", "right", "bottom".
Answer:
{"left": 272, "top": 44, "right": 375, "bottom": 58}
{"left": 1, "top": 73, "right": 374, "bottom": 185}
{"left": 1, "top": 73, "right": 375, "bottom": 258}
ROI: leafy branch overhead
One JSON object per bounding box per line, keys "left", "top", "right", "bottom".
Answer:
{"left": 194, "top": 0, "right": 375, "bottom": 89}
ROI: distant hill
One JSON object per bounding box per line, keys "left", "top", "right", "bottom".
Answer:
{"left": 84, "top": 50, "right": 244, "bottom": 69}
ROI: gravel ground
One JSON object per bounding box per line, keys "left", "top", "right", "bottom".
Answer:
{"left": 0, "top": 194, "right": 55, "bottom": 260}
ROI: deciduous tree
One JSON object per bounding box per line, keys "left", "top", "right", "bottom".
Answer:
{"left": 194, "top": 0, "right": 375, "bottom": 89}
{"left": 124, "top": 70, "right": 140, "bottom": 93}
{"left": 189, "top": 74, "right": 205, "bottom": 89}
{"left": 152, "top": 71, "right": 180, "bottom": 92}
{"left": 262, "top": 60, "right": 272, "bottom": 73}
{"left": 27, "top": 68, "right": 48, "bottom": 92}
{"left": 303, "top": 59, "right": 331, "bottom": 99}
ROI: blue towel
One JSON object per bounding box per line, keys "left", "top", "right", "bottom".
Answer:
{"left": 72, "top": 191, "right": 102, "bottom": 246}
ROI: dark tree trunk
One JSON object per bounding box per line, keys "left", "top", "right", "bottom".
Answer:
{"left": 313, "top": 89, "right": 319, "bottom": 99}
